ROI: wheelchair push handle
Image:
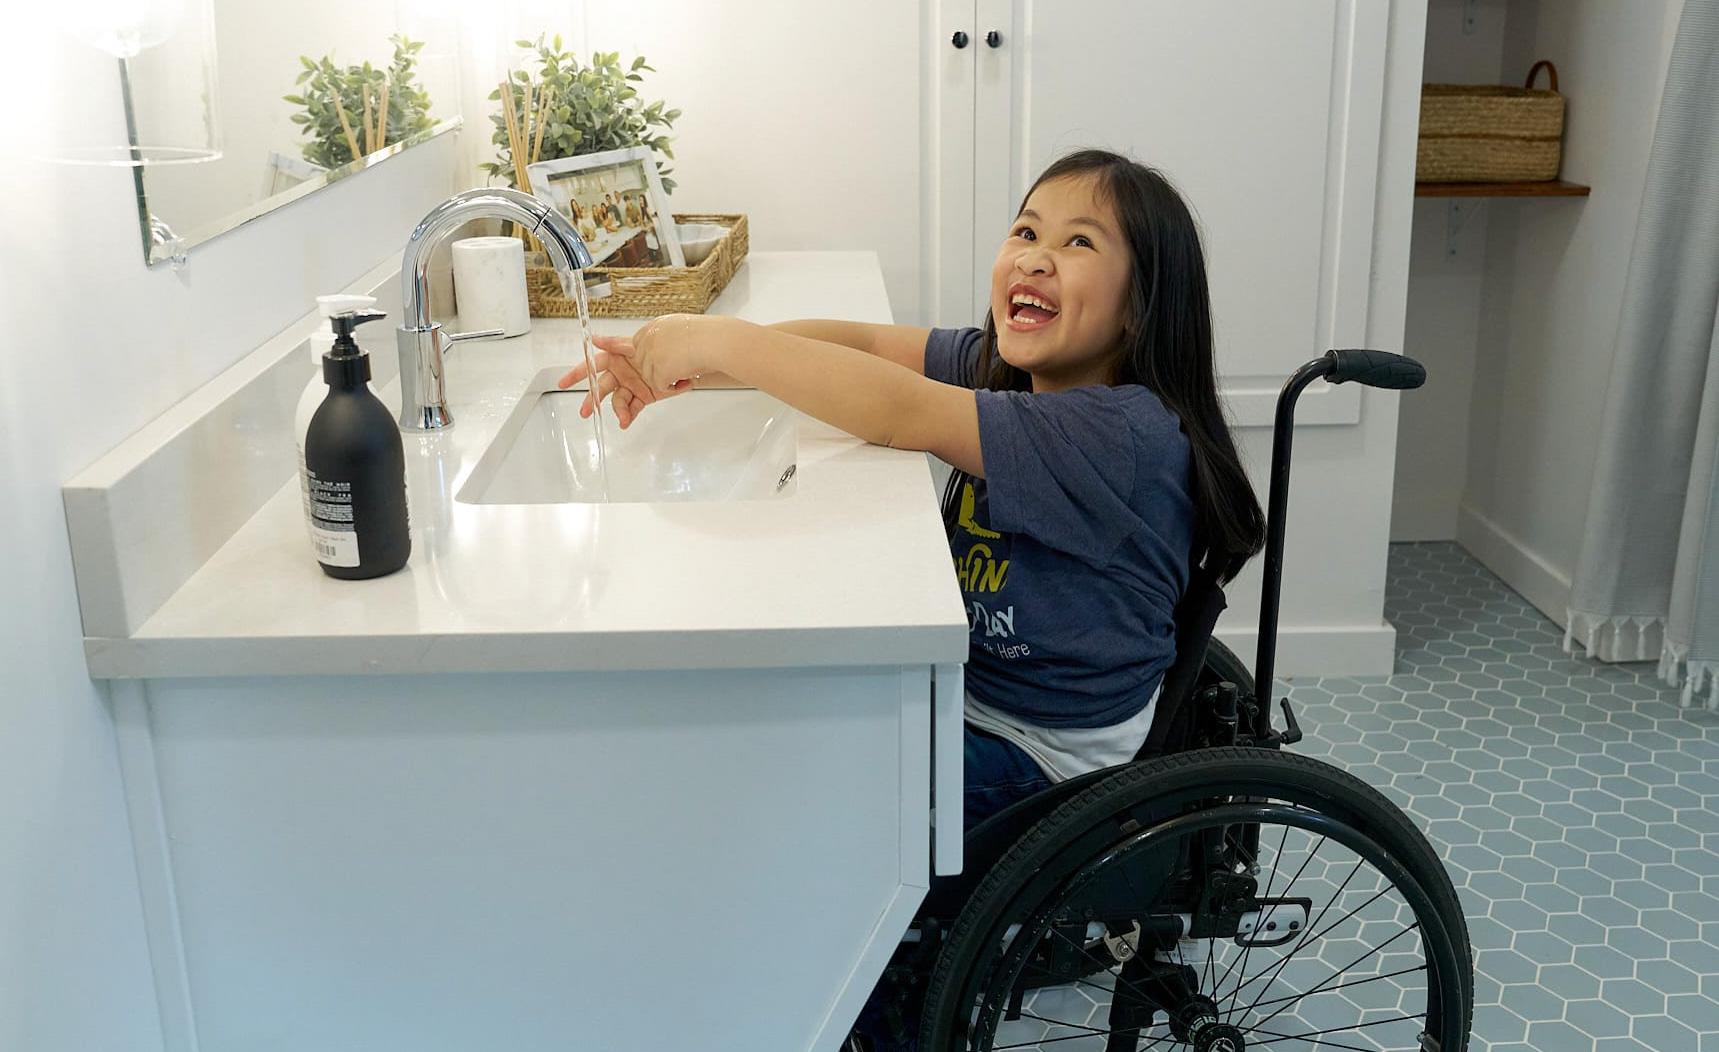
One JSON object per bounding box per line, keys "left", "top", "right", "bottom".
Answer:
{"left": 1252, "top": 348, "right": 1426, "bottom": 731}
{"left": 1323, "top": 348, "right": 1427, "bottom": 390}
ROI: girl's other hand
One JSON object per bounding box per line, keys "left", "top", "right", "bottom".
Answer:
{"left": 630, "top": 314, "right": 736, "bottom": 392}
{"left": 556, "top": 315, "right": 733, "bottom": 429}
{"left": 555, "top": 334, "right": 666, "bottom": 429}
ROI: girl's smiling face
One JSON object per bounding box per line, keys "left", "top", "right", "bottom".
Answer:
{"left": 989, "top": 173, "right": 1133, "bottom": 391}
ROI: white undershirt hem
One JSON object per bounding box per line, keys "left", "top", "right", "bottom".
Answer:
{"left": 963, "top": 684, "right": 1163, "bottom": 783}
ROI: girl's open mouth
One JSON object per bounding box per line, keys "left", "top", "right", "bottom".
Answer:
{"left": 1006, "top": 287, "right": 1061, "bottom": 329}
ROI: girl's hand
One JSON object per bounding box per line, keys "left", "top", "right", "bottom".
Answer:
{"left": 629, "top": 313, "right": 736, "bottom": 392}
{"left": 555, "top": 334, "right": 667, "bottom": 430}
{"left": 556, "top": 315, "right": 736, "bottom": 428}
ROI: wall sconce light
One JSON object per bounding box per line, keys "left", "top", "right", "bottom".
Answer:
{"left": 48, "top": 0, "right": 222, "bottom": 165}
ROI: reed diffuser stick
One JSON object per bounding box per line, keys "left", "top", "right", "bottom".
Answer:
{"left": 376, "top": 79, "right": 390, "bottom": 149}
{"left": 500, "top": 77, "right": 529, "bottom": 189}
{"left": 519, "top": 79, "right": 534, "bottom": 173}
{"left": 362, "top": 89, "right": 374, "bottom": 156}
{"left": 333, "top": 92, "right": 362, "bottom": 162}
{"left": 523, "top": 79, "right": 551, "bottom": 255}
{"left": 530, "top": 79, "right": 550, "bottom": 164}
{"left": 499, "top": 77, "right": 537, "bottom": 247}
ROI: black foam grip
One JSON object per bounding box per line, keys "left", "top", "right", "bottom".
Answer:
{"left": 1324, "top": 349, "right": 1427, "bottom": 390}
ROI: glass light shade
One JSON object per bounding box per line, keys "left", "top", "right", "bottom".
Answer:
{"left": 49, "top": 0, "right": 221, "bottom": 165}
{"left": 61, "top": 0, "right": 189, "bottom": 58}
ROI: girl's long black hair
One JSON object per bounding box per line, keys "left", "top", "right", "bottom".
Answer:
{"left": 941, "top": 149, "right": 1265, "bottom": 584}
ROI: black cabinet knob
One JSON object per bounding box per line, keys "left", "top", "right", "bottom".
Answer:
{"left": 951, "top": 31, "right": 969, "bottom": 48}
{"left": 986, "top": 30, "right": 1002, "bottom": 47}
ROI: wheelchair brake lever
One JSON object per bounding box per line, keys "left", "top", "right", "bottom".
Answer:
{"left": 1251, "top": 697, "right": 1305, "bottom": 750}
{"left": 1265, "top": 697, "right": 1299, "bottom": 749}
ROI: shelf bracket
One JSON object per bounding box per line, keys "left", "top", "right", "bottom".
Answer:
{"left": 1462, "top": 0, "right": 1479, "bottom": 35}
{"left": 1445, "top": 200, "right": 1482, "bottom": 259}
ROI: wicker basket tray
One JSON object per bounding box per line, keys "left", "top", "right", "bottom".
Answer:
{"left": 1417, "top": 61, "right": 1565, "bottom": 183}
{"left": 526, "top": 213, "right": 750, "bottom": 319}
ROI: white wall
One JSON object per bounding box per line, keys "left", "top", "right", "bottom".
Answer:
{"left": 1453, "top": 0, "right": 1682, "bottom": 619}
{"left": 446, "top": 0, "right": 927, "bottom": 324}
{"left": 0, "top": 18, "right": 459, "bottom": 1051}
{"left": 1393, "top": 0, "right": 1509, "bottom": 542}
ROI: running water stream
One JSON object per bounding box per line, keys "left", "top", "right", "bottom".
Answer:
{"left": 565, "top": 270, "right": 612, "bottom": 501}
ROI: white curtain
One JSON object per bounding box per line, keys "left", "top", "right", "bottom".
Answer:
{"left": 1566, "top": 0, "right": 1719, "bottom": 708}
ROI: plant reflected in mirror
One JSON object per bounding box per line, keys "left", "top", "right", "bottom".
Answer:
{"left": 123, "top": 1, "right": 459, "bottom": 265}
{"left": 284, "top": 35, "right": 435, "bottom": 171}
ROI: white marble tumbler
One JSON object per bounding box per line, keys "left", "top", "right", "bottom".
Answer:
{"left": 451, "top": 236, "right": 531, "bottom": 337}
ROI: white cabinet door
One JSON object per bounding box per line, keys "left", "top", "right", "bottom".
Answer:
{"left": 938, "top": 0, "right": 1392, "bottom": 425}
{"left": 932, "top": 0, "right": 982, "bottom": 327}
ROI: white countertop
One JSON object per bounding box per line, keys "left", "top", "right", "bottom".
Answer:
{"left": 82, "top": 253, "right": 969, "bottom": 678}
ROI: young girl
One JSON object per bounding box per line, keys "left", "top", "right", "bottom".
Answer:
{"left": 563, "top": 148, "right": 1261, "bottom": 1051}
{"left": 560, "top": 149, "right": 1263, "bottom": 824}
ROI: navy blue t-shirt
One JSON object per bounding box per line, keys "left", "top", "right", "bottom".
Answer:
{"left": 927, "top": 327, "right": 1195, "bottom": 729}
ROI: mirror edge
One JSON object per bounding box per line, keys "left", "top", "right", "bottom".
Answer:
{"left": 140, "top": 117, "right": 464, "bottom": 267}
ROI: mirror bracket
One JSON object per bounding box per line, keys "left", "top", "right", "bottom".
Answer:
{"left": 148, "top": 215, "right": 188, "bottom": 270}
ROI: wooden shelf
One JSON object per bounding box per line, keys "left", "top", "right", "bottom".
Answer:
{"left": 1415, "top": 180, "right": 1591, "bottom": 198}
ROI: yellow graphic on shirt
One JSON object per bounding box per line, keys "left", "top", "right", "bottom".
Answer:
{"left": 958, "top": 483, "right": 1001, "bottom": 539}
{"left": 953, "top": 484, "right": 1009, "bottom": 592}
{"left": 957, "top": 543, "right": 1010, "bottom": 592}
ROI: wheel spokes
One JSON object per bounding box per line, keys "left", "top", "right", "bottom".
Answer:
{"left": 961, "top": 802, "right": 1456, "bottom": 1052}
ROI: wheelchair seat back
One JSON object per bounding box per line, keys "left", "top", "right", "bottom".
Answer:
{"left": 922, "top": 558, "right": 1231, "bottom": 918}
{"left": 1133, "top": 557, "right": 1228, "bottom": 761}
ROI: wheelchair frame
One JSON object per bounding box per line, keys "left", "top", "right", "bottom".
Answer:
{"left": 855, "top": 350, "right": 1468, "bottom": 1052}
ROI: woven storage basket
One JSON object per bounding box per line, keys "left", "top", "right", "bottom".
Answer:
{"left": 526, "top": 213, "right": 750, "bottom": 318}
{"left": 1417, "top": 61, "right": 1565, "bottom": 183}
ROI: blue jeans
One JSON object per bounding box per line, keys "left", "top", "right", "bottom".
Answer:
{"left": 853, "top": 724, "right": 1052, "bottom": 1050}
{"left": 962, "top": 724, "right": 1054, "bottom": 829}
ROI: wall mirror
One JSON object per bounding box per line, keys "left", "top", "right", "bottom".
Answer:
{"left": 126, "top": 2, "right": 462, "bottom": 265}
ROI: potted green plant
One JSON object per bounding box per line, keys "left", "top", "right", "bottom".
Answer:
{"left": 284, "top": 35, "right": 435, "bottom": 170}
{"left": 482, "top": 35, "right": 681, "bottom": 193}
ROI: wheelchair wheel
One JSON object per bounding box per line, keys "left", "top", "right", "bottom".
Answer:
{"left": 1197, "top": 638, "right": 1252, "bottom": 695}
{"left": 918, "top": 747, "right": 1471, "bottom": 1052}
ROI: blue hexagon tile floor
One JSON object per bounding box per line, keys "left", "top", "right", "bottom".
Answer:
{"left": 992, "top": 541, "right": 1719, "bottom": 1052}
{"left": 1282, "top": 542, "right": 1719, "bottom": 1052}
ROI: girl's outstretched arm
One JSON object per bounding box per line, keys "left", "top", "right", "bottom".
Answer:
{"left": 766, "top": 320, "right": 933, "bottom": 374}
{"left": 609, "top": 314, "right": 984, "bottom": 477}
{"left": 558, "top": 320, "right": 936, "bottom": 429}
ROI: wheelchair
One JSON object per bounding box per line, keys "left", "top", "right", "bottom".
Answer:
{"left": 855, "top": 350, "right": 1473, "bottom": 1052}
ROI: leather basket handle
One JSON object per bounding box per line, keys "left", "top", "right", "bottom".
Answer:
{"left": 1526, "top": 60, "right": 1559, "bottom": 92}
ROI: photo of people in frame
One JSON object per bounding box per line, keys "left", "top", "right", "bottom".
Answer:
{"left": 528, "top": 146, "right": 684, "bottom": 269}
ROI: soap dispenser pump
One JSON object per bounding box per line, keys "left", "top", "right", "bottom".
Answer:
{"left": 296, "top": 293, "right": 378, "bottom": 526}
{"left": 303, "top": 308, "right": 412, "bottom": 579}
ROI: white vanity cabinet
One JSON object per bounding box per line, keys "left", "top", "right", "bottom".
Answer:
{"left": 109, "top": 664, "right": 960, "bottom": 1052}
{"left": 67, "top": 253, "right": 969, "bottom": 1052}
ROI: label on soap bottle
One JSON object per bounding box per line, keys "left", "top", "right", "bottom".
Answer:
{"left": 307, "top": 473, "right": 361, "bottom": 568}
{"left": 310, "top": 524, "right": 360, "bottom": 567}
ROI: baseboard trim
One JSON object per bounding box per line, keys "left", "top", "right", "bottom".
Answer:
{"left": 1215, "top": 622, "right": 1397, "bottom": 679}
{"left": 1456, "top": 503, "right": 1573, "bottom": 628}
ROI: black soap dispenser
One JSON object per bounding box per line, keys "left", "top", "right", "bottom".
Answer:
{"left": 303, "top": 308, "right": 411, "bottom": 579}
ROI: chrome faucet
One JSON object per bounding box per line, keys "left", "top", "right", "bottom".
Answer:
{"left": 396, "top": 187, "right": 594, "bottom": 430}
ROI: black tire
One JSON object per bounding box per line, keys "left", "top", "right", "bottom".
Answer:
{"left": 919, "top": 747, "right": 1472, "bottom": 1052}
{"left": 1198, "top": 638, "right": 1253, "bottom": 696}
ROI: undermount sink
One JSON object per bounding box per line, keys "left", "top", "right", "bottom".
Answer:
{"left": 456, "top": 368, "right": 799, "bottom": 505}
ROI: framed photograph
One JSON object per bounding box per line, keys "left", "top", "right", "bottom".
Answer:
{"left": 528, "top": 145, "right": 684, "bottom": 270}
